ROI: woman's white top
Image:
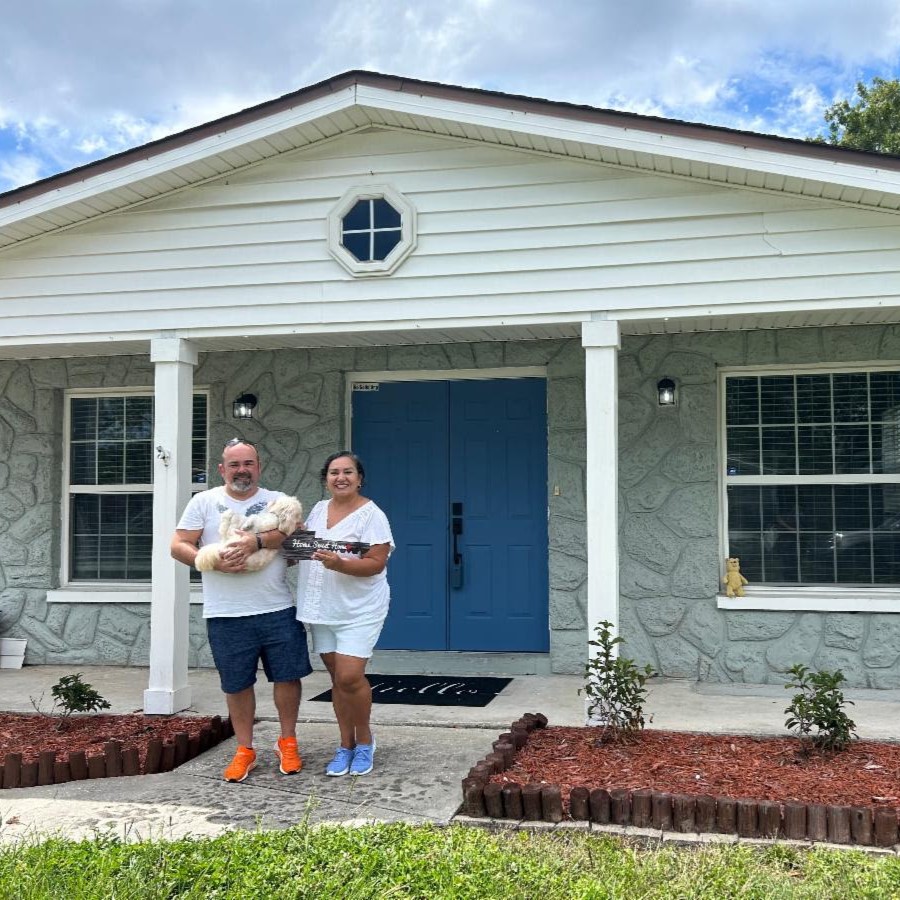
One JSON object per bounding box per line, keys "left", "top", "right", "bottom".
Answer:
{"left": 295, "top": 499, "right": 394, "bottom": 625}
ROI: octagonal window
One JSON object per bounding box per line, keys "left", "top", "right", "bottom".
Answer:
{"left": 328, "top": 185, "right": 416, "bottom": 276}
{"left": 342, "top": 198, "right": 402, "bottom": 262}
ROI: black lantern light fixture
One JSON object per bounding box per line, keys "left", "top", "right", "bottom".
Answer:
{"left": 232, "top": 392, "right": 258, "bottom": 419}
{"left": 657, "top": 377, "right": 677, "bottom": 406}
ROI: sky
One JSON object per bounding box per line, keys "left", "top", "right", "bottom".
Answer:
{"left": 2, "top": 0, "right": 900, "bottom": 193}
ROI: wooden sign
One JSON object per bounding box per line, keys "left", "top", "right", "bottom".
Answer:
{"left": 281, "top": 529, "right": 370, "bottom": 561}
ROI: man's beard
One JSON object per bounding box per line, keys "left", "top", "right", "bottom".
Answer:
{"left": 230, "top": 475, "right": 254, "bottom": 493}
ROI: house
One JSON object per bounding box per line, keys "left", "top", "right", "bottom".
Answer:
{"left": 2, "top": 71, "right": 900, "bottom": 714}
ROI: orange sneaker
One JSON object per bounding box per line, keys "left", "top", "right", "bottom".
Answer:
{"left": 223, "top": 745, "right": 257, "bottom": 782}
{"left": 275, "top": 736, "right": 303, "bottom": 775}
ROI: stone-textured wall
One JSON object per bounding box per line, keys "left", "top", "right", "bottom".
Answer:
{"left": 0, "top": 339, "right": 587, "bottom": 674}
{"left": 617, "top": 323, "right": 900, "bottom": 688}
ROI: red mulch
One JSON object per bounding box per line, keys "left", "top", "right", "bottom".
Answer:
{"left": 0, "top": 713, "right": 216, "bottom": 768}
{"left": 492, "top": 728, "right": 900, "bottom": 811}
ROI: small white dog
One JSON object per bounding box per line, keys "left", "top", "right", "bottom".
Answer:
{"left": 194, "top": 495, "right": 303, "bottom": 573}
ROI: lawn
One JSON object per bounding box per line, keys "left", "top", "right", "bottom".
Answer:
{"left": 0, "top": 823, "right": 898, "bottom": 899}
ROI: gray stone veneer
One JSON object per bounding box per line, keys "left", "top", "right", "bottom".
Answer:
{"left": 5, "top": 325, "right": 899, "bottom": 686}
{"left": 618, "top": 323, "right": 900, "bottom": 688}
{"left": 0, "top": 340, "right": 586, "bottom": 674}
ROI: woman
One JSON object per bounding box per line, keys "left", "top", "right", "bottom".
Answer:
{"left": 296, "top": 451, "right": 394, "bottom": 776}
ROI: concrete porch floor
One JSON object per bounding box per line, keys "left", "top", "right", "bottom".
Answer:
{"left": 2, "top": 665, "right": 900, "bottom": 844}
{"left": 5, "top": 664, "right": 900, "bottom": 737}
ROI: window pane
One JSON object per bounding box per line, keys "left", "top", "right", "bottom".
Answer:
{"left": 760, "top": 376, "right": 795, "bottom": 424}
{"left": 98, "top": 535, "right": 128, "bottom": 580}
{"left": 71, "top": 494, "right": 99, "bottom": 534}
{"left": 70, "top": 443, "right": 97, "bottom": 484}
{"left": 761, "top": 427, "right": 796, "bottom": 474}
{"left": 726, "top": 427, "right": 759, "bottom": 475}
{"left": 373, "top": 229, "right": 401, "bottom": 260}
{"left": 127, "top": 542, "right": 152, "bottom": 580}
{"left": 725, "top": 377, "right": 759, "bottom": 426}
{"left": 797, "top": 426, "right": 833, "bottom": 474}
{"left": 70, "top": 398, "right": 97, "bottom": 440}
{"left": 372, "top": 198, "right": 401, "bottom": 228}
{"left": 127, "top": 494, "right": 153, "bottom": 534}
{"left": 873, "top": 407, "right": 900, "bottom": 473}
{"left": 342, "top": 232, "right": 370, "bottom": 262}
{"left": 97, "top": 442, "right": 124, "bottom": 484}
{"left": 192, "top": 394, "right": 208, "bottom": 484}
{"left": 728, "top": 533, "right": 763, "bottom": 582}
{"left": 70, "top": 534, "right": 99, "bottom": 580}
{"left": 125, "top": 396, "right": 153, "bottom": 439}
{"left": 125, "top": 441, "right": 152, "bottom": 483}
{"left": 833, "top": 373, "right": 868, "bottom": 422}
{"left": 796, "top": 374, "right": 831, "bottom": 424}
{"left": 727, "top": 485, "right": 761, "bottom": 530}
{"left": 799, "top": 532, "right": 835, "bottom": 583}
{"left": 834, "top": 424, "right": 871, "bottom": 473}
{"left": 97, "top": 397, "right": 124, "bottom": 440}
{"left": 797, "top": 484, "right": 834, "bottom": 531}
{"left": 342, "top": 200, "right": 370, "bottom": 231}
{"left": 834, "top": 485, "right": 872, "bottom": 531}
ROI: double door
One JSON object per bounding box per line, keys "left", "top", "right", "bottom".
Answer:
{"left": 352, "top": 377, "right": 548, "bottom": 652}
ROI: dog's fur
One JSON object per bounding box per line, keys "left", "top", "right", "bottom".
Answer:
{"left": 194, "top": 495, "right": 303, "bottom": 573}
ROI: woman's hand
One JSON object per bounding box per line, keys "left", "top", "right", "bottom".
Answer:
{"left": 312, "top": 549, "right": 343, "bottom": 572}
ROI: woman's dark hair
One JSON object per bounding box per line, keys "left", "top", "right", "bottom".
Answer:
{"left": 320, "top": 450, "right": 365, "bottom": 487}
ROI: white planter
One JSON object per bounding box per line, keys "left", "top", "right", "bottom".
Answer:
{"left": 0, "top": 638, "right": 27, "bottom": 669}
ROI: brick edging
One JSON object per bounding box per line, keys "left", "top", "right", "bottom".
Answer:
{"left": 460, "top": 714, "right": 900, "bottom": 848}
{"left": 0, "top": 715, "right": 233, "bottom": 789}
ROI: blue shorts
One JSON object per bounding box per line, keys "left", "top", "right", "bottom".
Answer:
{"left": 206, "top": 606, "right": 312, "bottom": 695}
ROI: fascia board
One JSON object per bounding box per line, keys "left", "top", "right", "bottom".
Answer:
{"left": 0, "top": 86, "right": 359, "bottom": 229}
{"left": 356, "top": 85, "right": 900, "bottom": 199}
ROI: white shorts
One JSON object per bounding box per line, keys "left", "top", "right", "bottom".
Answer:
{"left": 308, "top": 620, "right": 384, "bottom": 659}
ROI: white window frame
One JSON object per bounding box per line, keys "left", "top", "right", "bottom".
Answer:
{"left": 717, "top": 362, "right": 900, "bottom": 612}
{"left": 327, "top": 184, "right": 416, "bottom": 276}
{"left": 58, "top": 386, "right": 208, "bottom": 591}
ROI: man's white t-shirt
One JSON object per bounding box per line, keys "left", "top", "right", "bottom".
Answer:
{"left": 177, "top": 486, "right": 294, "bottom": 619}
{"left": 295, "top": 500, "right": 394, "bottom": 626}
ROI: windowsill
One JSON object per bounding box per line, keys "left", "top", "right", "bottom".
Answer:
{"left": 47, "top": 587, "right": 204, "bottom": 605}
{"left": 717, "top": 588, "right": 900, "bottom": 612}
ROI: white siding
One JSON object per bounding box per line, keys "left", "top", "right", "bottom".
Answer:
{"left": 1, "top": 128, "right": 899, "bottom": 347}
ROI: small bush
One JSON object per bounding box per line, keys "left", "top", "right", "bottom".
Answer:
{"left": 50, "top": 673, "right": 111, "bottom": 730}
{"left": 580, "top": 619, "right": 654, "bottom": 743}
{"left": 784, "top": 664, "right": 857, "bottom": 753}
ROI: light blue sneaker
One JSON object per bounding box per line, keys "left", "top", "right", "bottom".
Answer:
{"left": 350, "top": 738, "right": 376, "bottom": 776}
{"left": 325, "top": 746, "right": 354, "bottom": 777}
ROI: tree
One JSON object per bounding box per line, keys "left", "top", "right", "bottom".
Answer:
{"left": 820, "top": 77, "right": 900, "bottom": 154}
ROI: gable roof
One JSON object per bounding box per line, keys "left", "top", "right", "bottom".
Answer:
{"left": 2, "top": 69, "right": 900, "bottom": 251}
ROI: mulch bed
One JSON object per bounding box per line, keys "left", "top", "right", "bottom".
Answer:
{"left": 460, "top": 714, "right": 900, "bottom": 846}
{"left": 0, "top": 713, "right": 234, "bottom": 788}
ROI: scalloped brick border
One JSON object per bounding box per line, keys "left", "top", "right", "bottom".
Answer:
{"left": 459, "top": 714, "right": 900, "bottom": 848}
{"left": 0, "top": 715, "right": 234, "bottom": 789}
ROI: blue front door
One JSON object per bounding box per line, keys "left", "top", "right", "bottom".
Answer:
{"left": 352, "top": 377, "right": 548, "bottom": 652}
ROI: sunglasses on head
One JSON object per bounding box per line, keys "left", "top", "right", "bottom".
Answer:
{"left": 222, "top": 437, "right": 257, "bottom": 450}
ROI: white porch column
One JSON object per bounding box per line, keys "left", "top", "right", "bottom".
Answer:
{"left": 582, "top": 320, "right": 621, "bottom": 647}
{"left": 144, "top": 337, "right": 198, "bottom": 714}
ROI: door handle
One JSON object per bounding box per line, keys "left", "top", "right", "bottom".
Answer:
{"left": 450, "top": 501, "right": 463, "bottom": 589}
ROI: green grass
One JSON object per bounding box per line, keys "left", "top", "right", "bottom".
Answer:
{"left": 0, "top": 823, "right": 898, "bottom": 899}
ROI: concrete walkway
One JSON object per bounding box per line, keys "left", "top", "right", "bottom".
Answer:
{"left": 2, "top": 666, "right": 900, "bottom": 843}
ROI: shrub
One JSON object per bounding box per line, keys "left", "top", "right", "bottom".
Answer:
{"left": 580, "top": 620, "right": 654, "bottom": 743}
{"left": 50, "top": 673, "right": 111, "bottom": 730}
{"left": 784, "top": 664, "right": 857, "bottom": 753}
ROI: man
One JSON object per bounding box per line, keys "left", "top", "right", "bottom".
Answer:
{"left": 171, "top": 438, "right": 311, "bottom": 783}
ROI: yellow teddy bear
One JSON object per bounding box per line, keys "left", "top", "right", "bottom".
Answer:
{"left": 722, "top": 557, "right": 749, "bottom": 598}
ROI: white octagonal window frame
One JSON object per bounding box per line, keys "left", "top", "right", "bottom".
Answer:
{"left": 327, "top": 184, "right": 417, "bottom": 277}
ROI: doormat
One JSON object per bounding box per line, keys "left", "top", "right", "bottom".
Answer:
{"left": 309, "top": 674, "right": 513, "bottom": 707}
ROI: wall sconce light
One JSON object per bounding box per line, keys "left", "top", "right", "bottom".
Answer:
{"left": 657, "top": 377, "right": 677, "bottom": 406}
{"left": 232, "top": 392, "right": 258, "bottom": 419}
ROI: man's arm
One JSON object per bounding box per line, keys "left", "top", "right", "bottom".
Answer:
{"left": 171, "top": 528, "right": 246, "bottom": 573}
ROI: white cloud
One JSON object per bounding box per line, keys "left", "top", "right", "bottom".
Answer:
{"left": 2, "top": 0, "right": 900, "bottom": 185}
{"left": 0, "top": 155, "right": 43, "bottom": 190}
